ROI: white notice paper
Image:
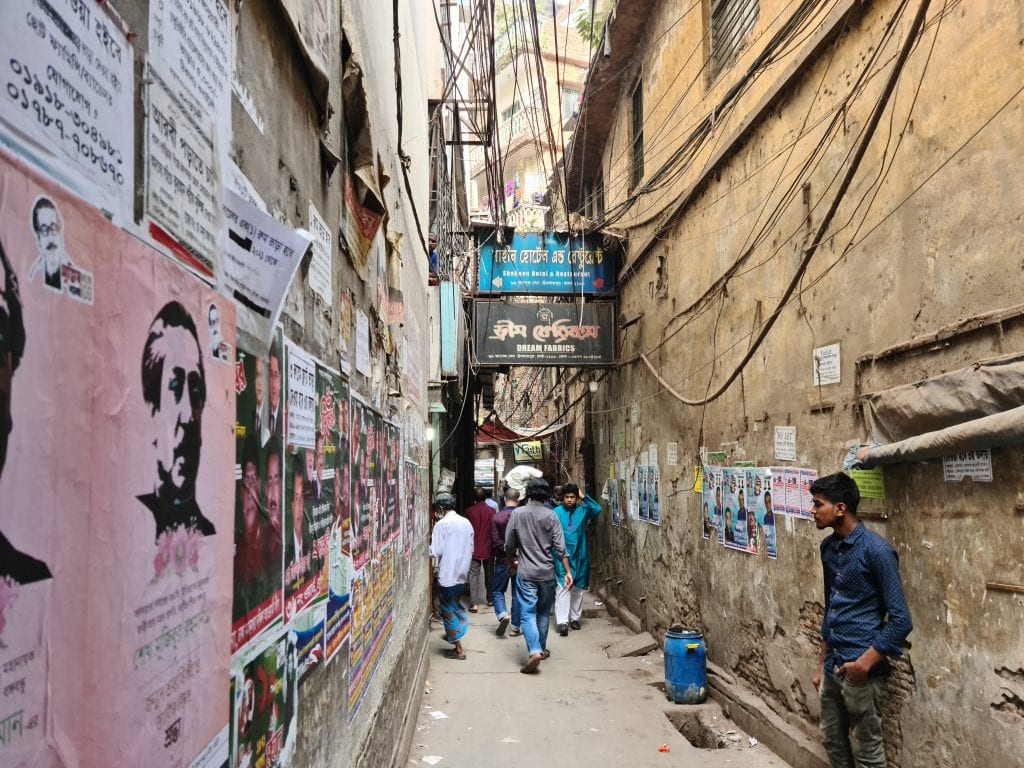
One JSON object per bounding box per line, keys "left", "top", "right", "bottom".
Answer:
{"left": 942, "top": 450, "right": 993, "bottom": 483}
{"left": 774, "top": 426, "right": 797, "bottom": 461}
{"left": 223, "top": 189, "right": 311, "bottom": 346}
{"left": 0, "top": 0, "right": 135, "bottom": 222}
{"left": 356, "top": 310, "right": 371, "bottom": 375}
{"left": 146, "top": 73, "right": 219, "bottom": 278}
{"left": 630, "top": 403, "right": 641, "bottom": 424}
{"left": 667, "top": 442, "right": 679, "bottom": 466}
{"left": 813, "top": 343, "right": 841, "bottom": 386}
{"left": 286, "top": 341, "right": 316, "bottom": 449}
{"left": 307, "top": 202, "right": 332, "bottom": 302}
{"left": 649, "top": 443, "right": 658, "bottom": 467}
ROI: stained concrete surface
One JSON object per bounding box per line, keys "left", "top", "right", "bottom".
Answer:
{"left": 406, "top": 595, "right": 791, "bottom": 768}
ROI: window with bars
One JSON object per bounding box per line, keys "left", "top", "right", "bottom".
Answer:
{"left": 709, "top": 0, "right": 759, "bottom": 80}
{"left": 560, "top": 87, "right": 580, "bottom": 123}
{"left": 630, "top": 78, "right": 644, "bottom": 189}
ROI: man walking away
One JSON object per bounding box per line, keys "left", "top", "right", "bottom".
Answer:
{"left": 811, "top": 472, "right": 912, "bottom": 768}
{"left": 430, "top": 493, "right": 474, "bottom": 660}
{"left": 461, "top": 487, "right": 494, "bottom": 613}
{"left": 505, "top": 479, "right": 572, "bottom": 674}
{"left": 553, "top": 483, "right": 602, "bottom": 636}
{"left": 490, "top": 487, "right": 522, "bottom": 636}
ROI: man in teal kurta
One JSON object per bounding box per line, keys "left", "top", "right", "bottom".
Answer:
{"left": 553, "top": 483, "right": 601, "bottom": 635}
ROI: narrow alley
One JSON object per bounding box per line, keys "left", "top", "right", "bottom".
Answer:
{"left": 409, "top": 595, "right": 799, "bottom": 768}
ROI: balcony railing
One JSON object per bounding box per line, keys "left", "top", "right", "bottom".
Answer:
{"left": 467, "top": 107, "right": 548, "bottom": 170}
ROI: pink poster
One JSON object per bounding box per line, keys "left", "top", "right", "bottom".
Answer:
{"left": 0, "top": 150, "right": 234, "bottom": 766}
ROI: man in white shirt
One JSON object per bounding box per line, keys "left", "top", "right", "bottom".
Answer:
{"left": 430, "top": 493, "right": 474, "bottom": 660}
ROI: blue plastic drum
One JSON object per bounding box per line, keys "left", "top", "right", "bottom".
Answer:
{"left": 664, "top": 625, "right": 708, "bottom": 704}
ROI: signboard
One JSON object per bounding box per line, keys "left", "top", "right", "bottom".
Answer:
{"left": 0, "top": 0, "right": 135, "bottom": 222}
{"left": 474, "top": 301, "right": 615, "bottom": 366}
{"left": 774, "top": 426, "right": 797, "bottom": 461}
{"left": 477, "top": 231, "right": 615, "bottom": 294}
{"left": 942, "top": 449, "right": 993, "bottom": 482}
{"left": 813, "top": 343, "right": 841, "bottom": 385}
{"left": 513, "top": 441, "right": 544, "bottom": 462}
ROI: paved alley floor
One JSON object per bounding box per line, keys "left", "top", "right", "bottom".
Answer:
{"left": 407, "top": 596, "right": 792, "bottom": 768}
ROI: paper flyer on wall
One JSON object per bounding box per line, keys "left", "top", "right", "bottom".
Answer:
{"left": 0, "top": 149, "right": 234, "bottom": 766}
{"left": 382, "top": 422, "right": 401, "bottom": 547}
{"left": 403, "top": 460, "right": 419, "bottom": 557}
{"left": 648, "top": 466, "right": 661, "bottom": 525}
{"left": 349, "top": 396, "right": 374, "bottom": 571}
{"left": 782, "top": 467, "right": 800, "bottom": 517}
{"left": 637, "top": 465, "right": 648, "bottom": 520}
{"left": 291, "top": 599, "right": 327, "bottom": 685}
{"left": 323, "top": 370, "right": 352, "bottom": 666}
{"left": 0, "top": 0, "right": 135, "bottom": 223}
{"left": 231, "top": 630, "right": 297, "bottom": 768}
{"left": 746, "top": 469, "right": 778, "bottom": 559}
{"left": 701, "top": 467, "right": 716, "bottom": 541}
{"left": 231, "top": 334, "right": 285, "bottom": 655}
{"left": 224, "top": 189, "right": 312, "bottom": 348}
{"left": 797, "top": 469, "right": 817, "bottom": 519}
{"left": 286, "top": 341, "right": 316, "bottom": 450}
{"left": 609, "top": 478, "right": 622, "bottom": 528}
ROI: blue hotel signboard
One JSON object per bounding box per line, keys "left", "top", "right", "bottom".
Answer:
{"left": 477, "top": 231, "right": 615, "bottom": 295}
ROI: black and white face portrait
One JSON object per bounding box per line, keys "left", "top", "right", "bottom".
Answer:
{"left": 142, "top": 302, "right": 207, "bottom": 502}
{"left": 32, "top": 198, "right": 65, "bottom": 281}
{"left": 208, "top": 303, "right": 224, "bottom": 358}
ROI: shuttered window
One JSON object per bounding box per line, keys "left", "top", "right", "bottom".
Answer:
{"left": 709, "top": 0, "right": 759, "bottom": 79}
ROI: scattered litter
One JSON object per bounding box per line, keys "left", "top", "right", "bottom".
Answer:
{"left": 749, "top": 737, "right": 758, "bottom": 747}
{"left": 728, "top": 734, "right": 741, "bottom": 743}
{"left": 429, "top": 711, "right": 449, "bottom": 720}
{"left": 594, "top": 601, "right": 604, "bottom": 607}
{"left": 658, "top": 744, "right": 671, "bottom": 753}
{"left": 589, "top": 728, "right": 600, "bottom": 732}
{"left": 422, "top": 757, "right": 443, "bottom": 766}
{"left": 500, "top": 737, "right": 520, "bottom": 743}
{"left": 424, "top": 705, "right": 433, "bottom": 710}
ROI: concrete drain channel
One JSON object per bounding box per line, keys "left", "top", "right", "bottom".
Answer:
{"left": 648, "top": 682, "right": 744, "bottom": 751}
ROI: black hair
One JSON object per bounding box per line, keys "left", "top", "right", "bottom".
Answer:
{"left": 809, "top": 472, "right": 860, "bottom": 516}
{"left": 141, "top": 301, "right": 205, "bottom": 414}
{"left": 31, "top": 197, "right": 57, "bottom": 233}
{"left": 526, "top": 478, "right": 551, "bottom": 502}
{"left": 0, "top": 238, "right": 25, "bottom": 372}
{"left": 242, "top": 434, "right": 260, "bottom": 473}
{"left": 563, "top": 483, "right": 580, "bottom": 496}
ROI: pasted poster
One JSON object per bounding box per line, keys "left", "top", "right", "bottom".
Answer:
{"left": 648, "top": 466, "right": 661, "bottom": 525}
{"left": 0, "top": 0, "right": 135, "bottom": 222}
{"left": 282, "top": 432, "right": 327, "bottom": 623}
{"left": 231, "top": 632, "right": 297, "bottom": 768}
{"left": 746, "top": 469, "right": 778, "bottom": 559}
{"left": 0, "top": 149, "right": 233, "bottom": 766}
{"left": 701, "top": 468, "right": 715, "bottom": 541}
{"left": 346, "top": 562, "right": 369, "bottom": 721}
{"left": 797, "top": 469, "right": 817, "bottom": 519}
{"left": 637, "top": 465, "right": 648, "bottom": 521}
{"left": 231, "top": 336, "right": 285, "bottom": 655}
{"left": 402, "top": 460, "right": 419, "bottom": 558}
{"left": 782, "top": 467, "right": 801, "bottom": 517}
{"left": 322, "top": 369, "right": 352, "bottom": 665}
{"left": 291, "top": 600, "right": 326, "bottom": 686}
{"left": 286, "top": 341, "right": 316, "bottom": 450}
{"left": 147, "top": 0, "right": 231, "bottom": 277}
{"left": 382, "top": 422, "right": 401, "bottom": 547}
{"left": 366, "top": 410, "right": 384, "bottom": 555}
{"left": 224, "top": 190, "right": 312, "bottom": 346}
{"left": 349, "top": 397, "right": 371, "bottom": 571}
{"left": 348, "top": 544, "right": 396, "bottom": 720}
{"left": 722, "top": 468, "right": 749, "bottom": 550}
{"left": 280, "top": 0, "right": 331, "bottom": 81}
{"left": 609, "top": 477, "right": 621, "bottom": 528}
{"left": 145, "top": 71, "right": 220, "bottom": 279}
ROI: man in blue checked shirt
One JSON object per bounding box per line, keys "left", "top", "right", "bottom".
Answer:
{"left": 810, "top": 472, "right": 912, "bottom": 768}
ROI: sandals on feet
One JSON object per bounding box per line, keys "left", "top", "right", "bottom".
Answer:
{"left": 444, "top": 649, "right": 467, "bottom": 660}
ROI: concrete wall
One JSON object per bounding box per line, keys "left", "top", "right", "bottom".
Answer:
{"left": 573, "top": 1, "right": 1024, "bottom": 766}
{"left": 113, "top": 1, "right": 434, "bottom": 766}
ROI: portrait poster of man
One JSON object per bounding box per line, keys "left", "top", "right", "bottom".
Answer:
{"left": 231, "top": 336, "right": 285, "bottom": 655}
{"left": 231, "top": 632, "right": 294, "bottom": 768}
{"left": 0, "top": 150, "right": 234, "bottom": 767}
{"left": 284, "top": 444, "right": 323, "bottom": 622}
{"left": 402, "top": 459, "right": 419, "bottom": 558}
{"left": 367, "top": 410, "right": 385, "bottom": 555}
{"left": 382, "top": 422, "right": 401, "bottom": 546}
{"left": 324, "top": 372, "right": 352, "bottom": 665}
{"left": 349, "top": 396, "right": 373, "bottom": 571}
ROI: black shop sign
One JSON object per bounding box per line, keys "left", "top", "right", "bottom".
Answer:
{"left": 473, "top": 301, "right": 615, "bottom": 366}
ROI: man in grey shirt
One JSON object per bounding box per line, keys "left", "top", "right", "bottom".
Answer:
{"left": 505, "top": 478, "right": 573, "bottom": 674}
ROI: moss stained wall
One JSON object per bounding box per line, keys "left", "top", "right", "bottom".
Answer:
{"left": 575, "top": 1, "right": 1024, "bottom": 766}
